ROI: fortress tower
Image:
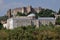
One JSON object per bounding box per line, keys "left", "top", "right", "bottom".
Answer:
{"left": 7, "top": 9, "right": 12, "bottom": 18}
{"left": 27, "top": 6, "right": 32, "bottom": 13}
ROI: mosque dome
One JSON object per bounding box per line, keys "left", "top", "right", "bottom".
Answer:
{"left": 27, "top": 13, "right": 36, "bottom": 17}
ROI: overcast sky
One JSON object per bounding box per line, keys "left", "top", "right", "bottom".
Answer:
{"left": 0, "top": 0, "right": 60, "bottom": 16}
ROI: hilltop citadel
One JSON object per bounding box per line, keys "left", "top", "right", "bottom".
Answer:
{"left": 1, "top": 6, "right": 60, "bottom": 29}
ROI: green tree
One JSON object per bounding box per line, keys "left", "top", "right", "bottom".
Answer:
{"left": 0, "top": 25, "right": 60, "bottom": 40}
{"left": 56, "top": 16, "right": 60, "bottom": 25}
{"left": 0, "top": 23, "right": 3, "bottom": 30}
{"left": 16, "top": 12, "right": 26, "bottom": 16}
{"left": 0, "top": 16, "right": 8, "bottom": 21}
{"left": 38, "top": 9, "right": 55, "bottom": 17}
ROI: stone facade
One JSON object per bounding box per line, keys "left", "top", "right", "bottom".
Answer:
{"left": 55, "top": 14, "right": 60, "bottom": 18}
{"left": 6, "top": 6, "right": 42, "bottom": 17}
{"left": 6, "top": 16, "right": 35, "bottom": 29}
{"left": 6, "top": 16, "right": 56, "bottom": 29}
{"left": 38, "top": 17, "right": 56, "bottom": 25}
{"left": 7, "top": 9, "right": 12, "bottom": 18}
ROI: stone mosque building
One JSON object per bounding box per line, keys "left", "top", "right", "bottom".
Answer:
{"left": 4, "top": 14, "right": 56, "bottom": 29}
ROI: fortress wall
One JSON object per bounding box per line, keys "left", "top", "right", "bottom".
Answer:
{"left": 13, "top": 19, "right": 32, "bottom": 27}
{"left": 32, "top": 20, "right": 40, "bottom": 27}
{"left": 7, "top": 18, "right": 14, "bottom": 29}
{"left": 6, "top": 6, "right": 42, "bottom": 17}
{"left": 39, "top": 19, "right": 56, "bottom": 25}
{"left": 6, "top": 17, "right": 56, "bottom": 29}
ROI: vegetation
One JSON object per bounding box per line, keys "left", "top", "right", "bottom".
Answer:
{"left": 57, "top": 9, "right": 60, "bottom": 14}
{"left": 37, "top": 9, "right": 55, "bottom": 17}
{"left": 0, "top": 23, "right": 3, "bottom": 30}
{"left": 16, "top": 12, "right": 27, "bottom": 16}
{"left": 56, "top": 16, "right": 60, "bottom": 25}
{"left": 16, "top": 9, "right": 55, "bottom": 18}
{"left": 0, "top": 25, "right": 60, "bottom": 40}
{"left": 0, "top": 8, "right": 60, "bottom": 40}
{"left": 0, "top": 16, "right": 8, "bottom": 21}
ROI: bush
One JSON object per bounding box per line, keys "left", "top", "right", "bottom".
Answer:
{"left": 0, "top": 26, "right": 60, "bottom": 40}
{"left": 0, "top": 23, "right": 3, "bottom": 30}
{"left": 16, "top": 12, "right": 26, "bottom": 16}
{"left": 56, "top": 16, "right": 60, "bottom": 25}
